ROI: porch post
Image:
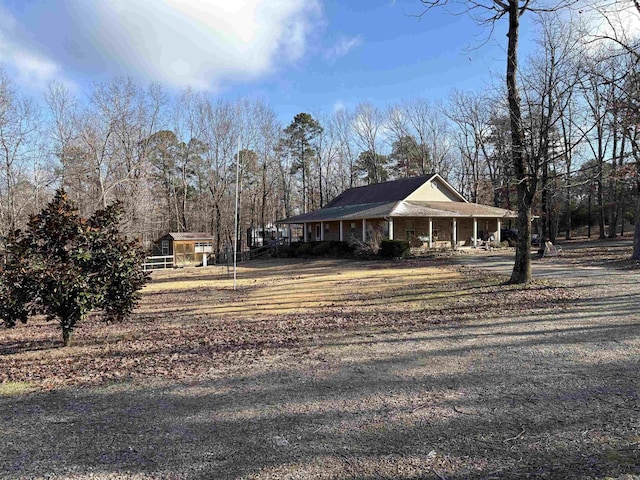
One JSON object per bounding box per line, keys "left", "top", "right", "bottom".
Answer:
{"left": 339, "top": 220, "right": 344, "bottom": 241}
{"left": 320, "top": 221, "right": 324, "bottom": 241}
{"left": 496, "top": 219, "right": 502, "bottom": 243}
{"left": 428, "top": 218, "right": 433, "bottom": 248}
{"left": 303, "top": 223, "right": 307, "bottom": 242}
{"left": 362, "top": 219, "right": 366, "bottom": 242}
{"left": 388, "top": 218, "right": 394, "bottom": 240}
{"left": 473, "top": 218, "right": 478, "bottom": 248}
{"left": 452, "top": 218, "right": 458, "bottom": 249}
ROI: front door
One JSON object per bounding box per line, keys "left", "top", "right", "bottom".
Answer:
{"left": 315, "top": 224, "right": 321, "bottom": 241}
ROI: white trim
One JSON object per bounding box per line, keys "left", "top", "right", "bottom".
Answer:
{"left": 452, "top": 218, "right": 458, "bottom": 249}
{"left": 473, "top": 218, "right": 478, "bottom": 248}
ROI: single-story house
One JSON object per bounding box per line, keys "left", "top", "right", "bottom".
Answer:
{"left": 276, "top": 174, "right": 517, "bottom": 248}
{"left": 153, "top": 232, "right": 214, "bottom": 267}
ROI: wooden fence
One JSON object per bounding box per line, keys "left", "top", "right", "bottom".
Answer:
{"left": 143, "top": 255, "right": 174, "bottom": 271}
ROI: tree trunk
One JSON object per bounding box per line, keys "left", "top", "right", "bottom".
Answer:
{"left": 512, "top": 202, "right": 533, "bottom": 282}
{"left": 565, "top": 176, "right": 571, "bottom": 240}
{"left": 597, "top": 169, "right": 606, "bottom": 239}
{"left": 506, "top": 0, "right": 533, "bottom": 284}
{"left": 634, "top": 181, "right": 640, "bottom": 260}
{"left": 633, "top": 205, "right": 640, "bottom": 260}
{"left": 539, "top": 160, "right": 549, "bottom": 255}
{"left": 62, "top": 326, "right": 73, "bottom": 347}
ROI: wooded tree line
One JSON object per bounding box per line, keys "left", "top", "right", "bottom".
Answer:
{"left": 0, "top": 9, "right": 637, "bottom": 256}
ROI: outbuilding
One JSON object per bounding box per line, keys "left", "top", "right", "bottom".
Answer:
{"left": 153, "top": 232, "right": 214, "bottom": 267}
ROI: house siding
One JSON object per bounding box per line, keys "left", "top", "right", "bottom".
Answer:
{"left": 405, "top": 177, "right": 465, "bottom": 202}
{"left": 324, "top": 222, "right": 341, "bottom": 241}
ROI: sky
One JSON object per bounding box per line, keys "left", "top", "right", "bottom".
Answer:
{"left": 0, "top": 0, "right": 634, "bottom": 124}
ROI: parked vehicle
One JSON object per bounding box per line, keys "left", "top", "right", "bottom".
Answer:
{"left": 531, "top": 233, "right": 540, "bottom": 246}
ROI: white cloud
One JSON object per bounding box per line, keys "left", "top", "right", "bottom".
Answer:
{"left": 579, "top": 2, "right": 640, "bottom": 47}
{"left": 324, "top": 35, "right": 364, "bottom": 62}
{"left": 84, "top": 0, "right": 324, "bottom": 90}
{"left": 0, "top": 8, "right": 68, "bottom": 90}
{"left": 332, "top": 100, "right": 346, "bottom": 112}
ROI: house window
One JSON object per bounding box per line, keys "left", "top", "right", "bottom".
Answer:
{"left": 406, "top": 220, "right": 415, "bottom": 240}
{"left": 161, "top": 240, "right": 169, "bottom": 255}
{"left": 350, "top": 222, "right": 356, "bottom": 234}
{"left": 315, "top": 224, "right": 321, "bottom": 240}
{"left": 433, "top": 221, "right": 438, "bottom": 239}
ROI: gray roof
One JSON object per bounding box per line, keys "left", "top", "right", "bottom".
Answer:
{"left": 397, "top": 201, "right": 517, "bottom": 218}
{"left": 278, "top": 200, "right": 516, "bottom": 224}
{"left": 279, "top": 202, "right": 400, "bottom": 224}
{"left": 325, "top": 175, "right": 435, "bottom": 208}
{"left": 165, "top": 232, "right": 213, "bottom": 241}
{"left": 277, "top": 175, "right": 517, "bottom": 224}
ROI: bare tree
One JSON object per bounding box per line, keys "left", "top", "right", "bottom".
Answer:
{"left": 0, "top": 69, "right": 43, "bottom": 237}
{"left": 520, "top": 14, "right": 583, "bottom": 246}
{"left": 447, "top": 90, "right": 494, "bottom": 203}
{"left": 588, "top": 0, "right": 640, "bottom": 257}
{"left": 352, "top": 102, "right": 389, "bottom": 184}
{"left": 419, "top": 0, "right": 577, "bottom": 283}
{"left": 332, "top": 108, "right": 359, "bottom": 189}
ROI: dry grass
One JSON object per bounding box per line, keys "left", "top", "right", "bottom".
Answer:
{"left": 143, "top": 258, "right": 462, "bottom": 317}
{"left": 1, "top": 249, "right": 639, "bottom": 479}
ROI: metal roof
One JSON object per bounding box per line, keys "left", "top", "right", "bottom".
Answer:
{"left": 165, "top": 232, "right": 214, "bottom": 241}
{"left": 277, "top": 200, "right": 516, "bottom": 224}
{"left": 278, "top": 202, "right": 399, "bottom": 224}
{"left": 396, "top": 201, "right": 518, "bottom": 218}
{"left": 276, "top": 175, "right": 517, "bottom": 224}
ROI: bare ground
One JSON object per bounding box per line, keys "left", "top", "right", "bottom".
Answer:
{"left": 1, "top": 239, "right": 639, "bottom": 479}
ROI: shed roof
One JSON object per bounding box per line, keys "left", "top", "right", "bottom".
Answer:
{"left": 164, "top": 232, "right": 213, "bottom": 241}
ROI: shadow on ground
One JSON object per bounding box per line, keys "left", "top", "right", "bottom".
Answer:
{"left": 2, "top": 251, "right": 639, "bottom": 479}
{"left": 2, "top": 302, "right": 639, "bottom": 479}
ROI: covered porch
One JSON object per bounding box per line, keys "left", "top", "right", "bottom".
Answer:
{"left": 281, "top": 216, "right": 507, "bottom": 249}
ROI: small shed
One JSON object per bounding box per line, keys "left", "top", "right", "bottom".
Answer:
{"left": 153, "top": 232, "right": 214, "bottom": 267}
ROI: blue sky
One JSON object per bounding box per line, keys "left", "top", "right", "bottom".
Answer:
{"left": 0, "top": 0, "right": 543, "bottom": 123}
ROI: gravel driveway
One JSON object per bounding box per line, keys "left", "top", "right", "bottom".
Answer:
{"left": 1, "top": 246, "right": 639, "bottom": 479}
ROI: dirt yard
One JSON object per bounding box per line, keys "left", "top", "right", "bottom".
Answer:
{"left": 1, "top": 239, "right": 639, "bottom": 479}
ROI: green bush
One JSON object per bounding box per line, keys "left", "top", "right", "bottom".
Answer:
{"left": 312, "top": 241, "right": 332, "bottom": 256}
{"left": 0, "top": 189, "right": 148, "bottom": 347}
{"left": 290, "top": 241, "right": 354, "bottom": 258}
{"left": 327, "top": 241, "right": 354, "bottom": 257}
{"left": 379, "top": 239, "right": 411, "bottom": 258}
{"left": 295, "top": 242, "right": 315, "bottom": 257}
